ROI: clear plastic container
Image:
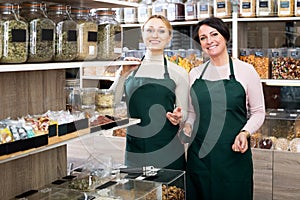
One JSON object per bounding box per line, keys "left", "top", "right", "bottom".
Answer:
{"left": 96, "top": 9, "right": 122, "bottom": 61}
{"left": 95, "top": 89, "right": 114, "bottom": 108}
{"left": 214, "top": 0, "right": 232, "bottom": 18}
{"left": 48, "top": 4, "right": 78, "bottom": 61}
{"left": 81, "top": 87, "right": 97, "bottom": 109}
{"left": 137, "top": 0, "right": 150, "bottom": 24}
{"left": 295, "top": 0, "right": 300, "bottom": 16}
{"left": 197, "top": 0, "right": 213, "bottom": 20}
{"left": 20, "top": 2, "right": 55, "bottom": 63}
{"left": 167, "top": 0, "right": 185, "bottom": 22}
{"left": 0, "top": 3, "right": 28, "bottom": 63}
{"left": 277, "top": 0, "right": 294, "bottom": 17}
{"left": 124, "top": 7, "right": 137, "bottom": 24}
{"left": 152, "top": 0, "right": 168, "bottom": 18}
{"left": 256, "top": 0, "right": 275, "bottom": 17}
{"left": 184, "top": 0, "right": 197, "bottom": 21}
{"left": 239, "top": 0, "right": 256, "bottom": 17}
{"left": 71, "top": 7, "right": 98, "bottom": 61}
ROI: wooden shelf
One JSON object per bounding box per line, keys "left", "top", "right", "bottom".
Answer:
{"left": 0, "top": 118, "right": 140, "bottom": 164}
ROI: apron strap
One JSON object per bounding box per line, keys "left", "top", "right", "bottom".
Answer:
{"left": 200, "top": 56, "right": 235, "bottom": 80}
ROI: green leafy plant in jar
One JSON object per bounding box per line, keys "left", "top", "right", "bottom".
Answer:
{"left": 0, "top": 3, "right": 28, "bottom": 63}
{"left": 48, "top": 4, "right": 77, "bottom": 62}
{"left": 96, "top": 9, "right": 122, "bottom": 61}
{"left": 20, "top": 2, "right": 55, "bottom": 63}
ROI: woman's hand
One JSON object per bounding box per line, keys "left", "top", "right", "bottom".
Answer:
{"left": 120, "top": 57, "right": 141, "bottom": 77}
{"left": 232, "top": 131, "right": 250, "bottom": 153}
{"left": 166, "top": 107, "right": 182, "bottom": 125}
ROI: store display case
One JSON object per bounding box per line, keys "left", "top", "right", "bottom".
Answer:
{"left": 120, "top": 168, "right": 185, "bottom": 200}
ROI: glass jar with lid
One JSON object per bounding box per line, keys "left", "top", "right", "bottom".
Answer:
{"left": 20, "top": 2, "right": 55, "bottom": 63}
{"left": 0, "top": 3, "right": 28, "bottom": 63}
{"left": 95, "top": 9, "right": 122, "bottom": 61}
{"left": 137, "top": 0, "right": 150, "bottom": 24}
{"left": 214, "top": 0, "right": 232, "bottom": 18}
{"left": 48, "top": 4, "right": 78, "bottom": 62}
{"left": 239, "top": 0, "right": 256, "bottom": 17}
{"left": 197, "top": 0, "right": 213, "bottom": 19}
{"left": 184, "top": 0, "right": 197, "bottom": 21}
{"left": 152, "top": 0, "right": 168, "bottom": 18}
{"left": 124, "top": 6, "right": 137, "bottom": 24}
{"left": 71, "top": 7, "right": 98, "bottom": 61}
{"left": 167, "top": 0, "right": 185, "bottom": 22}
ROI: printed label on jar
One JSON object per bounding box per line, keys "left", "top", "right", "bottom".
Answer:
{"left": 88, "top": 32, "right": 97, "bottom": 42}
{"left": 42, "top": 29, "right": 54, "bottom": 41}
{"left": 68, "top": 30, "right": 77, "bottom": 41}
{"left": 12, "top": 29, "right": 26, "bottom": 42}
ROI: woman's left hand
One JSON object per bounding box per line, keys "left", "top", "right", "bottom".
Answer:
{"left": 166, "top": 107, "right": 182, "bottom": 125}
{"left": 232, "top": 131, "right": 249, "bottom": 153}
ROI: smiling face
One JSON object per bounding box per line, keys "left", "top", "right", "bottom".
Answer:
{"left": 142, "top": 17, "right": 172, "bottom": 55}
{"left": 198, "top": 24, "right": 228, "bottom": 59}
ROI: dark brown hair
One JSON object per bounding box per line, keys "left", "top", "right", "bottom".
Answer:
{"left": 193, "top": 17, "right": 230, "bottom": 43}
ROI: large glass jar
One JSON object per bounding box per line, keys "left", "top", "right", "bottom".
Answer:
{"left": 152, "top": 0, "right": 168, "bottom": 18}
{"left": 137, "top": 0, "right": 150, "bottom": 24}
{"left": 214, "top": 0, "right": 232, "bottom": 18}
{"left": 71, "top": 7, "right": 98, "bottom": 61}
{"left": 20, "top": 2, "right": 55, "bottom": 63}
{"left": 167, "top": 0, "right": 185, "bottom": 22}
{"left": 197, "top": 0, "right": 213, "bottom": 19}
{"left": 185, "top": 0, "right": 197, "bottom": 21}
{"left": 96, "top": 9, "right": 122, "bottom": 61}
{"left": 0, "top": 3, "right": 28, "bottom": 63}
{"left": 48, "top": 4, "right": 77, "bottom": 62}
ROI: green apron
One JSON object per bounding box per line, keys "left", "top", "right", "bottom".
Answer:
{"left": 124, "top": 56, "right": 186, "bottom": 171}
{"left": 186, "top": 58, "right": 253, "bottom": 200}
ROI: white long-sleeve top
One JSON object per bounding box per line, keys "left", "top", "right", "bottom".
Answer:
{"left": 186, "top": 58, "right": 266, "bottom": 134}
{"left": 109, "top": 51, "right": 190, "bottom": 121}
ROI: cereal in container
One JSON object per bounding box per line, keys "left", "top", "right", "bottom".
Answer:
{"left": 240, "top": 0, "right": 256, "bottom": 17}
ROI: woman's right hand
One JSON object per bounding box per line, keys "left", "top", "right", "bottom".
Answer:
{"left": 120, "top": 57, "right": 142, "bottom": 77}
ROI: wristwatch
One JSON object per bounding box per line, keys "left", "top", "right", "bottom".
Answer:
{"left": 240, "top": 130, "right": 251, "bottom": 138}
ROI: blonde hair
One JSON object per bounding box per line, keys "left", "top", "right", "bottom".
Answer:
{"left": 141, "top": 15, "right": 173, "bottom": 35}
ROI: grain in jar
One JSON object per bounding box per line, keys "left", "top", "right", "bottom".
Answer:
{"left": 295, "top": 0, "right": 300, "bottom": 16}
{"left": 71, "top": 7, "right": 98, "bottom": 61}
{"left": 239, "top": 0, "right": 256, "bottom": 17}
{"left": 95, "top": 89, "right": 114, "bottom": 108}
{"left": 277, "top": 0, "right": 294, "bottom": 17}
{"left": 184, "top": 0, "right": 197, "bottom": 21}
{"left": 152, "top": 0, "right": 168, "bottom": 18}
{"left": 197, "top": 0, "right": 213, "bottom": 20}
{"left": 81, "top": 87, "right": 97, "bottom": 109}
{"left": 124, "top": 7, "right": 137, "bottom": 24}
{"left": 0, "top": 3, "right": 28, "bottom": 63}
{"left": 214, "top": 0, "right": 232, "bottom": 19}
{"left": 96, "top": 9, "right": 122, "bottom": 61}
{"left": 48, "top": 4, "right": 78, "bottom": 62}
{"left": 167, "top": 0, "right": 185, "bottom": 22}
{"left": 256, "top": 0, "right": 275, "bottom": 17}
{"left": 137, "top": 0, "right": 151, "bottom": 24}
{"left": 20, "top": 2, "right": 55, "bottom": 63}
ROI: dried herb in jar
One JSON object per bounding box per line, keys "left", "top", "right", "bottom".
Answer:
{"left": 21, "top": 2, "right": 55, "bottom": 62}
{"left": 0, "top": 3, "right": 28, "bottom": 63}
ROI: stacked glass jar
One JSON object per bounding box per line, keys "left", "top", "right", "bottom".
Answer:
{"left": 48, "top": 4, "right": 77, "bottom": 62}
{"left": 71, "top": 7, "right": 98, "bottom": 61}
{"left": 20, "top": 2, "right": 55, "bottom": 63}
{"left": 95, "top": 9, "right": 122, "bottom": 61}
{"left": 0, "top": 3, "right": 28, "bottom": 63}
